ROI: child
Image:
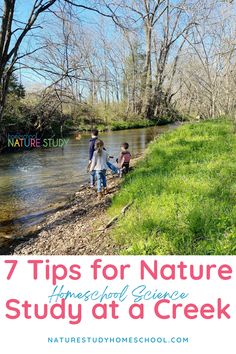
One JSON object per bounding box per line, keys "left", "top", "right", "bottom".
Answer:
{"left": 90, "top": 139, "right": 109, "bottom": 199}
{"left": 117, "top": 142, "right": 131, "bottom": 177}
{"left": 88, "top": 128, "right": 118, "bottom": 185}
{"left": 107, "top": 156, "right": 118, "bottom": 175}
{"left": 88, "top": 129, "right": 99, "bottom": 188}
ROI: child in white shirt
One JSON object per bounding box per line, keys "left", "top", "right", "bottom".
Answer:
{"left": 90, "top": 139, "right": 109, "bottom": 199}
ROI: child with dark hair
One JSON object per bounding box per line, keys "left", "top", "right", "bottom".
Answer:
{"left": 117, "top": 142, "right": 131, "bottom": 177}
{"left": 90, "top": 139, "right": 109, "bottom": 199}
{"left": 88, "top": 129, "right": 99, "bottom": 188}
{"left": 89, "top": 129, "right": 99, "bottom": 159}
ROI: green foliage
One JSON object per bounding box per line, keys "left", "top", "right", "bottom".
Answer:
{"left": 1, "top": 92, "right": 71, "bottom": 145}
{"left": 109, "top": 118, "right": 155, "bottom": 130}
{"left": 8, "top": 73, "right": 25, "bottom": 98}
{"left": 0, "top": 72, "right": 179, "bottom": 151}
{"left": 2, "top": 94, "right": 30, "bottom": 129}
{"left": 69, "top": 101, "right": 158, "bottom": 132}
{"left": 109, "top": 119, "right": 236, "bottom": 255}
{"left": 0, "top": 74, "right": 27, "bottom": 133}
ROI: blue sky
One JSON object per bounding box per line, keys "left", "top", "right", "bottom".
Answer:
{"left": 9, "top": 0, "right": 103, "bottom": 89}
{"left": 6, "top": 0, "right": 236, "bottom": 90}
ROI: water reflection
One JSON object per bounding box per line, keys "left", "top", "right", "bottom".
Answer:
{"left": 0, "top": 125, "right": 173, "bottom": 241}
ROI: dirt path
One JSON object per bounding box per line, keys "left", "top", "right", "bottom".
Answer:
{"left": 12, "top": 157, "right": 141, "bottom": 255}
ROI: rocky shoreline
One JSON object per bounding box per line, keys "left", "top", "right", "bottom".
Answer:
{"left": 12, "top": 178, "right": 120, "bottom": 255}
{"left": 10, "top": 156, "right": 142, "bottom": 255}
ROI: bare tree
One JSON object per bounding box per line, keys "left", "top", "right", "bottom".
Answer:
{"left": 0, "top": 0, "right": 58, "bottom": 123}
{"left": 0, "top": 0, "right": 122, "bottom": 126}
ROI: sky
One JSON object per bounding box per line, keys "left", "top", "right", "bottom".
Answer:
{"left": 2, "top": 0, "right": 236, "bottom": 90}
{"left": 7, "top": 0, "right": 105, "bottom": 90}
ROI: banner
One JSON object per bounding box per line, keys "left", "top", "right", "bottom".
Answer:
{"left": 0, "top": 256, "right": 235, "bottom": 354}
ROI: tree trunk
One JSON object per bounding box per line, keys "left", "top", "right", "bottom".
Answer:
{"left": 0, "top": 0, "right": 16, "bottom": 123}
{"left": 141, "top": 26, "right": 152, "bottom": 117}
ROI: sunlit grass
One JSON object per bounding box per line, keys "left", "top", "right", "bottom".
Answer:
{"left": 109, "top": 119, "right": 236, "bottom": 255}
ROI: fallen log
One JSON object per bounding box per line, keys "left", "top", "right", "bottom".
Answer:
{"left": 121, "top": 201, "right": 133, "bottom": 215}
{"left": 97, "top": 201, "right": 133, "bottom": 235}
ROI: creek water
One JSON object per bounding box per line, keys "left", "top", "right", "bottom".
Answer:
{"left": 0, "top": 125, "right": 175, "bottom": 245}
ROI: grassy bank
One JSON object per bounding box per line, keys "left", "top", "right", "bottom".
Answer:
{"left": 109, "top": 119, "right": 236, "bottom": 255}
{"left": 75, "top": 118, "right": 155, "bottom": 133}
{"left": 73, "top": 117, "right": 175, "bottom": 133}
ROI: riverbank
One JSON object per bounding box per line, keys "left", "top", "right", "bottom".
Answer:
{"left": 108, "top": 119, "right": 236, "bottom": 255}
{"left": 5, "top": 119, "right": 235, "bottom": 256}
{"left": 11, "top": 157, "right": 142, "bottom": 255}
{"left": 1, "top": 125, "right": 171, "bottom": 247}
{"left": 0, "top": 117, "right": 176, "bottom": 153}
{"left": 78, "top": 116, "right": 177, "bottom": 133}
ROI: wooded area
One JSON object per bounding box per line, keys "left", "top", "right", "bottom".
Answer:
{"left": 0, "top": 0, "right": 236, "bottom": 148}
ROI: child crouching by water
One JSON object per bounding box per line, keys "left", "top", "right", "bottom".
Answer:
{"left": 117, "top": 142, "right": 131, "bottom": 177}
{"left": 89, "top": 139, "right": 109, "bottom": 199}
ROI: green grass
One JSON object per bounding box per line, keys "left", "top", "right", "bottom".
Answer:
{"left": 109, "top": 119, "right": 236, "bottom": 255}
